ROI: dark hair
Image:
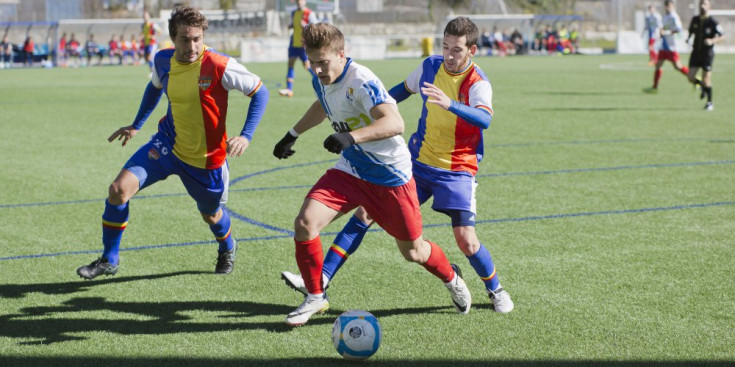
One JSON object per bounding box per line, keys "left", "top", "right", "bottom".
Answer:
{"left": 444, "top": 17, "right": 479, "bottom": 48}
{"left": 303, "top": 23, "right": 344, "bottom": 52}
{"left": 168, "top": 6, "right": 208, "bottom": 39}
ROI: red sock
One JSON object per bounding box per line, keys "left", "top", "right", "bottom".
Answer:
{"left": 681, "top": 66, "right": 689, "bottom": 75}
{"left": 649, "top": 50, "right": 657, "bottom": 62}
{"left": 420, "top": 241, "right": 455, "bottom": 283}
{"left": 295, "top": 236, "right": 324, "bottom": 294}
{"left": 654, "top": 69, "right": 662, "bottom": 88}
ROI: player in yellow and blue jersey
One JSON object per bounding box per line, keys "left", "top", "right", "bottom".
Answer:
{"left": 278, "top": 0, "right": 318, "bottom": 97}
{"left": 281, "top": 17, "right": 514, "bottom": 314}
{"left": 142, "top": 9, "right": 161, "bottom": 74}
{"left": 77, "top": 6, "right": 268, "bottom": 280}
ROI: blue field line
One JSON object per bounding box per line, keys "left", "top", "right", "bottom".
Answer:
{"left": 223, "top": 206, "right": 293, "bottom": 235}
{"left": 229, "top": 159, "right": 335, "bottom": 185}
{"left": 477, "top": 159, "right": 735, "bottom": 178}
{"left": 2, "top": 200, "right": 732, "bottom": 262}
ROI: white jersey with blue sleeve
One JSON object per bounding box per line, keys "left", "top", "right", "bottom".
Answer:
{"left": 645, "top": 13, "right": 662, "bottom": 39}
{"left": 661, "top": 11, "right": 683, "bottom": 51}
{"left": 312, "top": 58, "right": 413, "bottom": 187}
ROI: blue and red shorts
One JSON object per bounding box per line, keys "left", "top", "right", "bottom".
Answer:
{"left": 123, "top": 132, "right": 229, "bottom": 215}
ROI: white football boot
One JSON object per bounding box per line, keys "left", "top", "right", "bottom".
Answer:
{"left": 445, "top": 264, "right": 472, "bottom": 315}
{"left": 488, "top": 287, "right": 514, "bottom": 313}
{"left": 281, "top": 271, "right": 330, "bottom": 296}
{"left": 285, "top": 293, "right": 330, "bottom": 326}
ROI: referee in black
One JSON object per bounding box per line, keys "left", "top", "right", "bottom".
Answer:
{"left": 686, "top": 0, "right": 725, "bottom": 111}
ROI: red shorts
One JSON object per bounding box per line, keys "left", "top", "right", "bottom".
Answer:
{"left": 658, "top": 50, "right": 679, "bottom": 63}
{"left": 307, "top": 169, "right": 423, "bottom": 241}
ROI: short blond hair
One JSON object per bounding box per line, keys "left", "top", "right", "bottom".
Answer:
{"left": 302, "top": 23, "right": 344, "bottom": 53}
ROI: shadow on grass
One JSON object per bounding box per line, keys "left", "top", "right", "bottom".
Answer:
{"left": 0, "top": 271, "right": 211, "bottom": 298}
{"left": 0, "top": 357, "right": 732, "bottom": 367}
{"left": 0, "top": 284, "right": 449, "bottom": 344}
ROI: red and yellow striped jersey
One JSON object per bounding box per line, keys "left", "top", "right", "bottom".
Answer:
{"left": 151, "top": 47, "right": 263, "bottom": 169}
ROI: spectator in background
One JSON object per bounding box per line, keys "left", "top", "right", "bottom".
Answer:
{"left": 492, "top": 26, "right": 507, "bottom": 56}
{"left": 67, "top": 33, "right": 81, "bottom": 67}
{"left": 510, "top": 28, "right": 524, "bottom": 55}
{"left": 58, "top": 32, "right": 67, "bottom": 67}
{"left": 570, "top": 25, "right": 580, "bottom": 53}
{"left": 480, "top": 28, "right": 493, "bottom": 55}
{"left": 109, "top": 34, "right": 122, "bottom": 65}
{"left": 1, "top": 35, "right": 12, "bottom": 68}
{"left": 532, "top": 27, "right": 545, "bottom": 53}
{"left": 131, "top": 34, "right": 141, "bottom": 65}
{"left": 22, "top": 36, "right": 34, "bottom": 67}
{"left": 121, "top": 35, "right": 137, "bottom": 65}
{"left": 85, "top": 34, "right": 103, "bottom": 66}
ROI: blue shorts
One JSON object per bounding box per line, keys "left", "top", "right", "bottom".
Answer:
{"left": 288, "top": 46, "right": 307, "bottom": 62}
{"left": 413, "top": 160, "right": 477, "bottom": 216}
{"left": 123, "top": 132, "right": 229, "bottom": 215}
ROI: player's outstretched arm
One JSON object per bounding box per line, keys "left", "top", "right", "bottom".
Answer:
{"left": 230, "top": 85, "right": 269, "bottom": 158}
{"left": 274, "top": 100, "right": 327, "bottom": 159}
{"left": 108, "top": 125, "right": 138, "bottom": 146}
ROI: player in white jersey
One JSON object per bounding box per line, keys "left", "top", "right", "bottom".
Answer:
{"left": 644, "top": 5, "right": 662, "bottom": 65}
{"left": 645, "top": 0, "right": 693, "bottom": 93}
{"left": 272, "top": 23, "right": 472, "bottom": 326}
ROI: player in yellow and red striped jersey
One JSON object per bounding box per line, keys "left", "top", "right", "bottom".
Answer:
{"left": 278, "top": 0, "right": 319, "bottom": 97}
{"left": 77, "top": 6, "right": 269, "bottom": 280}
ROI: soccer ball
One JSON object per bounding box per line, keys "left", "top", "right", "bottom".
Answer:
{"left": 332, "top": 310, "right": 381, "bottom": 360}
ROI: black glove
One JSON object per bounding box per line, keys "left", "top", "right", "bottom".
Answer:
{"left": 323, "top": 132, "right": 356, "bottom": 154}
{"left": 273, "top": 131, "right": 298, "bottom": 159}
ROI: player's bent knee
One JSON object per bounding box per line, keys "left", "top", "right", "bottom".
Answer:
{"left": 108, "top": 182, "right": 130, "bottom": 205}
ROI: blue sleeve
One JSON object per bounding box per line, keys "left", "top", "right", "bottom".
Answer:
{"left": 240, "top": 85, "right": 269, "bottom": 141}
{"left": 388, "top": 82, "right": 412, "bottom": 103}
{"left": 448, "top": 101, "right": 492, "bottom": 129}
{"left": 131, "top": 82, "right": 163, "bottom": 130}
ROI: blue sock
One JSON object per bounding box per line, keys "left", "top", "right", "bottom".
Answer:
{"left": 466, "top": 243, "right": 500, "bottom": 292}
{"left": 322, "top": 215, "right": 370, "bottom": 281}
{"left": 101, "top": 200, "right": 129, "bottom": 265}
{"left": 210, "top": 210, "right": 235, "bottom": 253}
{"left": 286, "top": 68, "right": 295, "bottom": 90}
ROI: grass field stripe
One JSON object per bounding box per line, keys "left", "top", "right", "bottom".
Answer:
{"left": 1, "top": 201, "right": 731, "bottom": 262}
{"left": 489, "top": 137, "right": 732, "bottom": 148}
{"left": 3, "top": 160, "right": 731, "bottom": 210}
{"left": 0, "top": 235, "right": 294, "bottom": 261}
{"left": 477, "top": 160, "right": 735, "bottom": 178}
{"left": 421, "top": 201, "right": 735, "bottom": 228}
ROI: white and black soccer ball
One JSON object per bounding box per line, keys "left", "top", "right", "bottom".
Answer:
{"left": 331, "top": 310, "right": 381, "bottom": 360}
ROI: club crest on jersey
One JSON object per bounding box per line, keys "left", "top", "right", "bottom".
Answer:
{"left": 346, "top": 87, "right": 354, "bottom": 103}
{"left": 148, "top": 148, "right": 160, "bottom": 160}
{"left": 198, "top": 76, "right": 212, "bottom": 90}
